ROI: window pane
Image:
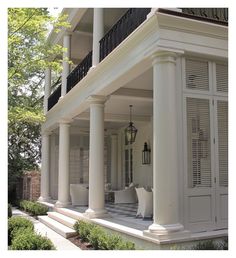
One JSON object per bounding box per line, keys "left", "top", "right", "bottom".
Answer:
{"left": 187, "top": 98, "right": 211, "bottom": 188}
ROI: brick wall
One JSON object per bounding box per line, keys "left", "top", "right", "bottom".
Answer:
{"left": 17, "top": 171, "right": 41, "bottom": 201}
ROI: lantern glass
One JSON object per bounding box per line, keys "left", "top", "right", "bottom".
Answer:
{"left": 125, "top": 122, "right": 137, "bottom": 144}
{"left": 142, "top": 142, "right": 151, "bottom": 164}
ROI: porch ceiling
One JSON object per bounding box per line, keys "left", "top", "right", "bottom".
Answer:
{"left": 72, "top": 68, "right": 153, "bottom": 130}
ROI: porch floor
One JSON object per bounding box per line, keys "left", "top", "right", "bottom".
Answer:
{"left": 70, "top": 202, "right": 153, "bottom": 231}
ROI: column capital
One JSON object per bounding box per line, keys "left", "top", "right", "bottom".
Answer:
{"left": 110, "top": 134, "right": 118, "bottom": 140}
{"left": 87, "top": 95, "right": 109, "bottom": 105}
{"left": 151, "top": 51, "right": 178, "bottom": 66}
{"left": 63, "top": 31, "right": 73, "bottom": 37}
{"left": 42, "top": 130, "right": 52, "bottom": 136}
{"left": 59, "top": 118, "right": 72, "bottom": 125}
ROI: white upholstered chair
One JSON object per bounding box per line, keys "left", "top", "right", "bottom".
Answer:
{"left": 114, "top": 186, "right": 137, "bottom": 204}
{"left": 135, "top": 187, "right": 153, "bottom": 218}
{"left": 70, "top": 184, "right": 88, "bottom": 206}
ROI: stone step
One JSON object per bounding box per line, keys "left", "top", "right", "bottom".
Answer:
{"left": 38, "top": 215, "right": 77, "bottom": 239}
{"left": 47, "top": 212, "right": 77, "bottom": 229}
{"left": 55, "top": 207, "right": 87, "bottom": 221}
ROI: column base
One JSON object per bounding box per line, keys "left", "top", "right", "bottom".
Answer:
{"left": 55, "top": 200, "right": 71, "bottom": 208}
{"left": 84, "top": 208, "right": 111, "bottom": 219}
{"left": 38, "top": 196, "right": 51, "bottom": 203}
{"left": 143, "top": 223, "right": 190, "bottom": 242}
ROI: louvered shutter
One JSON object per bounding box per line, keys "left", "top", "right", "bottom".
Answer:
{"left": 217, "top": 100, "right": 228, "bottom": 187}
{"left": 186, "top": 59, "right": 209, "bottom": 91}
{"left": 187, "top": 98, "right": 211, "bottom": 188}
{"left": 216, "top": 63, "right": 228, "bottom": 93}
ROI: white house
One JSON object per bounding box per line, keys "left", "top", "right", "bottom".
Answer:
{"left": 38, "top": 8, "right": 228, "bottom": 249}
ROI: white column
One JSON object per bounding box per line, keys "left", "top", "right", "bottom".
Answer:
{"left": 110, "top": 134, "right": 118, "bottom": 190}
{"left": 55, "top": 120, "right": 71, "bottom": 207}
{"left": 145, "top": 51, "right": 189, "bottom": 240}
{"left": 39, "top": 132, "right": 51, "bottom": 202}
{"left": 61, "top": 34, "right": 71, "bottom": 97}
{"left": 43, "top": 68, "right": 51, "bottom": 114}
{"left": 85, "top": 95, "right": 109, "bottom": 218}
{"left": 92, "top": 8, "right": 104, "bottom": 67}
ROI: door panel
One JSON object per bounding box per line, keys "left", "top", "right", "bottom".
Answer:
{"left": 215, "top": 99, "right": 228, "bottom": 229}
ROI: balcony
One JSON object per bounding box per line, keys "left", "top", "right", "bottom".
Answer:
{"left": 47, "top": 8, "right": 227, "bottom": 111}
{"left": 66, "top": 51, "right": 92, "bottom": 93}
{"left": 99, "top": 8, "right": 151, "bottom": 61}
{"left": 48, "top": 85, "right": 61, "bottom": 111}
{"left": 159, "top": 8, "right": 228, "bottom": 25}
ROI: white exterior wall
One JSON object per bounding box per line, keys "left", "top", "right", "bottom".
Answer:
{"left": 132, "top": 122, "right": 153, "bottom": 188}
{"left": 117, "top": 121, "right": 153, "bottom": 189}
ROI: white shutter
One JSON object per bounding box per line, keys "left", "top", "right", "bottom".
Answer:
{"left": 186, "top": 59, "right": 209, "bottom": 91}
{"left": 217, "top": 100, "right": 228, "bottom": 187}
{"left": 187, "top": 98, "right": 211, "bottom": 188}
{"left": 216, "top": 63, "right": 228, "bottom": 93}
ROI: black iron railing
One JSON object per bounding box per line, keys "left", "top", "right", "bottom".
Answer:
{"left": 66, "top": 51, "right": 92, "bottom": 92}
{"left": 48, "top": 84, "right": 61, "bottom": 111}
{"left": 181, "top": 8, "right": 228, "bottom": 23}
{"left": 99, "top": 8, "right": 151, "bottom": 61}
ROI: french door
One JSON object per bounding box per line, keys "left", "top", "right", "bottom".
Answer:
{"left": 183, "top": 58, "right": 228, "bottom": 232}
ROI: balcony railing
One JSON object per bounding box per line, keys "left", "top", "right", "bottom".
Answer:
{"left": 66, "top": 51, "right": 92, "bottom": 92}
{"left": 181, "top": 8, "right": 228, "bottom": 23}
{"left": 159, "top": 8, "right": 228, "bottom": 25}
{"left": 48, "top": 84, "right": 61, "bottom": 111}
{"left": 99, "top": 8, "right": 151, "bottom": 61}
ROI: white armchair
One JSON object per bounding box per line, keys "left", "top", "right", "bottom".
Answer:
{"left": 135, "top": 187, "right": 153, "bottom": 218}
{"left": 114, "top": 186, "right": 137, "bottom": 204}
{"left": 70, "top": 184, "right": 88, "bottom": 206}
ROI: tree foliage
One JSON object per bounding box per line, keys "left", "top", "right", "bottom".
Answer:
{"left": 8, "top": 8, "right": 70, "bottom": 200}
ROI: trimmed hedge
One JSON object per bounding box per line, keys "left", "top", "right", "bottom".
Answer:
{"left": 74, "top": 220, "right": 135, "bottom": 250}
{"left": 192, "top": 238, "right": 228, "bottom": 250}
{"left": 19, "top": 200, "right": 48, "bottom": 216}
{"left": 8, "top": 217, "right": 34, "bottom": 245}
{"left": 11, "top": 230, "right": 55, "bottom": 250}
{"left": 8, "top": 216, "right": 55, "bottom": 250}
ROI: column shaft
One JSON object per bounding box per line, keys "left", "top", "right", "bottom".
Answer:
{"left": 55, "top": 122, "right": 70, "bottom": 207}
{"left": 44, "top": 68, "right": 51, "bottom": 114}
{"left": 39, "top": 133, "right": 50, "bottom": 201}
{"left": 110, "top": 135, "right": 118, "bottom": 190}
{"left": 148, "top": 52, "right": 185, "bottom": 236}
{"left": 61, "top": 34, "right": 71, "bottom": 97}
{"left": 92, "top": 8, "right": 104, "bottom": 67}
{"left": 85, "top": 96, "right": 108, "bottom": 218}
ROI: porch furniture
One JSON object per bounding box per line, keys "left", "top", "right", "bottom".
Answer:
{"left": 135, "top": 187, "right": 153, "bottom": 218}
{"left": 105, "top": 191, "right": 115, "bottom": 202}
{"left": 114, "top": 186, "right": 137, "bottom": 204}
{"left": 70, "top": 184, "right": 88, "bottom": 206}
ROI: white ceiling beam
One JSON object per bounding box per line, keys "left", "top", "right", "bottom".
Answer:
{"left": 75, "top": 112, "right": 151, "bottom": 122}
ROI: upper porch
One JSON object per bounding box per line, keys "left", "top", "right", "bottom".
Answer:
{"left": 44, "top": 7, "right": 228, "bottom": 124}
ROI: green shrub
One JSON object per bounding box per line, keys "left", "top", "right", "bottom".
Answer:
{"left": 8, "top": 204, "right": 12, "bottom": 218}
{"left": 115, "top": 239, "right": 135, "bottom": 250}
{"left": 88, "top": 226, "right": 107, "bottom": 250}
{"left": 74, "top": 220, "right": 96, "bottom": 242}
{"left": 11, "top": 230, "right": 55, "bottom": 250}
{"left": 192, "top": 239, "right": 228, "bottom": 250}
{"left": 19, "top": 200, "right": 48, "bottom": 216}
{"left": 74, "top": 220, "right": 136, "bottom": 250}
{"left": 8, "top": 217, "right": 34, "bottom": 245}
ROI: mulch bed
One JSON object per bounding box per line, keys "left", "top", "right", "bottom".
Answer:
{"left": 68, "top": 235, "right": 94, "bottom": 250}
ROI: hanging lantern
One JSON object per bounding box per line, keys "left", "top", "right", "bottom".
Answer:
{"left": 142, "top": 142, "right": 151, "bottom": 165}
{"left": 125, "top": 105, "right": 138, "bottom": 144}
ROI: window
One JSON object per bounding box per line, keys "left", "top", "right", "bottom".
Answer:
{"left": 186, "top": 59, "right": 209, "bottom": 91}
{"left": 217, "top": 100, "right": 228, "bottom": 187}
{"left": 124, "top": 137, "right": 133, "bottom": 186}
{"left": 187, "top": 98, "right": 211, "bottom": 188}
